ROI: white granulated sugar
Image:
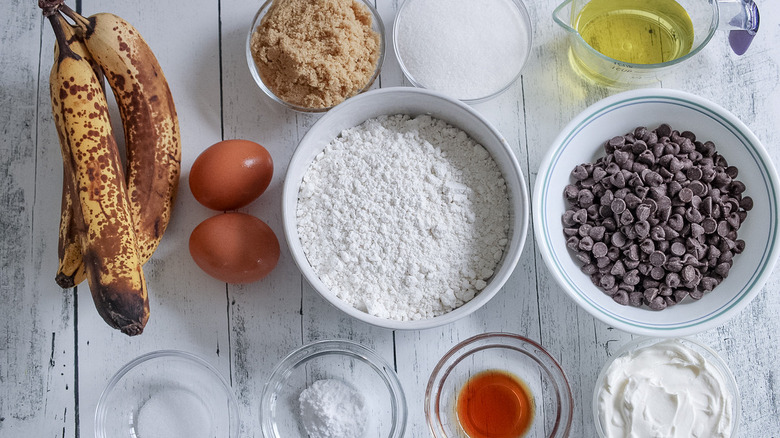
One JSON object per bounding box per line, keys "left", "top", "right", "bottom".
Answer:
{"left": 297, "top": 114, "right": 510, "bottom": 321}
{"left": 395, "top": 0, "right": 530, "bottom": 100}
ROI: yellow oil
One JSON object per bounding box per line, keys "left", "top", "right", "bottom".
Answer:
{"left": 575, "top": 0, "right": 695, "bottom": 65}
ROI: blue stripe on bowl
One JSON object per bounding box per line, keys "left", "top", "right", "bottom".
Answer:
{"left": 541, "top": 94, "right": 778, "bottom": 330}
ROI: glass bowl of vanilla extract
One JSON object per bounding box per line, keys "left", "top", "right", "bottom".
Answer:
{"left": 425, "top": 333, "right": 573, "bottom": 438}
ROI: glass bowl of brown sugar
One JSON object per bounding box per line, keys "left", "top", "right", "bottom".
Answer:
{"left": 246, "top": 0, "right": 386, "bottom": 113}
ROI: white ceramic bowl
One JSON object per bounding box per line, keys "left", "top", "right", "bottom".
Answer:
{"left": 534, "top": 88, "right": 780, "bottom": 336}
{"left": 282, "top": 87, "right": 529, "bottom": 330}
{"left": 592, "top": 337, "right": 740, "bottom": 437}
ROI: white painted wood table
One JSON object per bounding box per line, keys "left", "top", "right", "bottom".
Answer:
{"left": 3, "top": 0, "right": 779, "bottom": 436}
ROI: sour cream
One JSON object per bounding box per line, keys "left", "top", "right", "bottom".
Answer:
{"left": 597, "top": 339, "right": 734, "bottom": 438}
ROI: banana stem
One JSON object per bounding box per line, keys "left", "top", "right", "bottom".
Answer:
{"left": 48, "top": 13, "right": 80, "bottom": 62}
{"left": 59, "top": 4, "right": 93, "bottom": 34}
{"left": 39, "top": 0, "right": 65, "bottom": 17}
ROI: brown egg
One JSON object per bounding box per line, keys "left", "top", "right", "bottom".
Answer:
{"left": 189, "top": 212, "right": 280, "bottom": 284}
{"left": 189, "top": 139, "right": 273, "bottom": 211}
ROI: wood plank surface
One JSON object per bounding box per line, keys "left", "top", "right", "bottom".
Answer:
{"left": 1, "top": 0, "right": 778, "bottom": 437}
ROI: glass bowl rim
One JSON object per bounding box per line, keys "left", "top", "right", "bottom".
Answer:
{"left": 424, "top": 332, "right": 574, "bottom": 437}
{"left": 94, "top": 349, "right": 240, "bottom": 438}
{"left": 591, "top": 336, "right": 741, "bottom": 438}
{"left": 392, "top": 0, "right": 534, "bottom": 103}
{"left": 260, "top": 339, "right": 408, "bottom": 438}
{"left": 245, "top": 0, "right": 387, "bottom": 113}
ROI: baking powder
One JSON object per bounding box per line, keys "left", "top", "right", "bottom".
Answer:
{"left": 299, "top": 379, "right": 367, "bottom": 438}
{"left": 297, "top": 114, "right": 510, "bottom": 320}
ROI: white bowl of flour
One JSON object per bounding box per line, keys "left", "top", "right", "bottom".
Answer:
{"left": 282, "top": 87, "right": 529, "bottom": 330}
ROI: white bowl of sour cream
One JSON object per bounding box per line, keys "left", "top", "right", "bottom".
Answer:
{"left": 593, "top": 337, "right": 740, "bottom": 438}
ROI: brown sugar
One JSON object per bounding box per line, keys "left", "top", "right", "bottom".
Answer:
{"left": 250, "top": 0, "right": 381, "bottom": 109}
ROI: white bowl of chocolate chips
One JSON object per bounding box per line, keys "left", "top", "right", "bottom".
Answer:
{"left": 534, "top": 88, "right": 780, "bottom": 336}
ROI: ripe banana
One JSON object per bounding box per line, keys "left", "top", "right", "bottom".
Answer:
{"left": 56, "top": 41, "right": 105, "bottom": 289}
{"left": 48, "top": 12, "right": 149, "bottom": 335}
{"left": 56, "top": 158, "right": 86, "bottom": 289}
{"left": 62, "top": 4, "right": 181, "bottom": 262}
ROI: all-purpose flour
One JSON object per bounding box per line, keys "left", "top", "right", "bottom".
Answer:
{"left": 297, "top": 114, "right": 510, "bottom": 320}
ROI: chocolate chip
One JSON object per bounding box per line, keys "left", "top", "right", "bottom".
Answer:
{"left": 611, "top": 198, "right": 626, "bottom": 214}
{"left": 593, "top": 242, "right": 609, "bottom": 258}
{"left": 700, "top": 276, "right": 719, "bottom": 291}
{"left": 624, "top": 269, "right": 640, "bottom": 286}
{"left": 609, "top": 136, "right": 626, "bottom": 149}
{"left": 640, "top": 238, "right": 655, "bottom": 254}
{"left": 611, "top": 232, "right": 628, "bottom": 248}
{"left": 727, "top": 212, "right": 741, "bottom": 229}
{"left": 572, "top": 165, "right": 589, "bottom": 180}
{"left": 717, "top": 221, "right": 730, "bottom": 237}
{"left": 610, "top": 260, "right": 626, "bottom": 276}
{"left": 715, "top": 262, "right": 731, "bottom": 278}
{"left": 579, "top": 236, "right": 594, "bottom": 251}
{"left": 665, "top": 272, "right": 681, "bottom": 288}
{"left": 593, "top": 167, "right": 608, "bottom": 182}
{"left": 678, "top": 187, "right": 694, "bottom": 203}
{"left": 650, "top": 266, "right": 666, "bottom": 280}
{"left": 613, "top": 290, "right": 629, "bottom": 305}
{"left": 629, "top": 292, "right": 643, "bottom": 307}
{"left": 681, "top": 265, "right": 698, "bottom": 284}
{"left": 647, "top": 250, "right": 665, "bottom": 267}
{"left": 620, "top": 210, "right": 635, "bottom": 226}
{"left": 648, "top": 295, "right": 667, "bottom": 310}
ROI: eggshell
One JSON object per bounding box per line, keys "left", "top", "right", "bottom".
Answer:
{"left": 189, "top": 139, "right": 273, "bottom": 211}
{"left": 189, "top": 212, "right": 280, "bottom": 283}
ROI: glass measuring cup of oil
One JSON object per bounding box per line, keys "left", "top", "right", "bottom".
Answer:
{"left": 553, "top": 0, "right": 759, "bottom": 87}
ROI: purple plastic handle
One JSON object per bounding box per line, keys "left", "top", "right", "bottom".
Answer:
{"left": 729, "top": 2, "right": 759, "bottom": 55}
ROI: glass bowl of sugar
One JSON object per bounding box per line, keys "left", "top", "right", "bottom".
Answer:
{"left": 260, "top": 339, "right": 407, "bottom": 438}
{"left": 393, "top": 0, "right": 533, "bottom": 103}
{"left": 95, "top": 350, "right": 240, "bottom": 438}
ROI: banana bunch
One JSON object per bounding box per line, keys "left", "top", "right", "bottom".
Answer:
{"left": 42, "top": 1, "right": 181, "bottom": 336}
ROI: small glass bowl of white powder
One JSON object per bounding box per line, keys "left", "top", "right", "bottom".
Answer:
{"left": 95, "top": 350, "right": 240, "bottom": 438}
{"left": 260, "top": 339, "right": 407, "bottom": 438}
{"left": 393, "top": 0, "right": 533, "bottom": 102}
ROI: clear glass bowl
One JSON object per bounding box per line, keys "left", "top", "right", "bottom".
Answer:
{"left": 246, "top": 0, "right": 386, "bottom": 113}
{"left": 260, "top": 339, "right": 407, "bottom": 437}
{"left": 593, "top": 337, "right": 740, "bottom": 438}
{"left": 393, "top": 0, "right": 533, "bottom": 103}
{"left": 94, "top": 350, "right": 240, "bottom": 438}
{"left": 426, "top": 333, "right": 573, "bottom": 437}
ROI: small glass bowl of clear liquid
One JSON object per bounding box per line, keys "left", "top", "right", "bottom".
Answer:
{"left": 553, "top": 0, "right": 759, "bottom": 87}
